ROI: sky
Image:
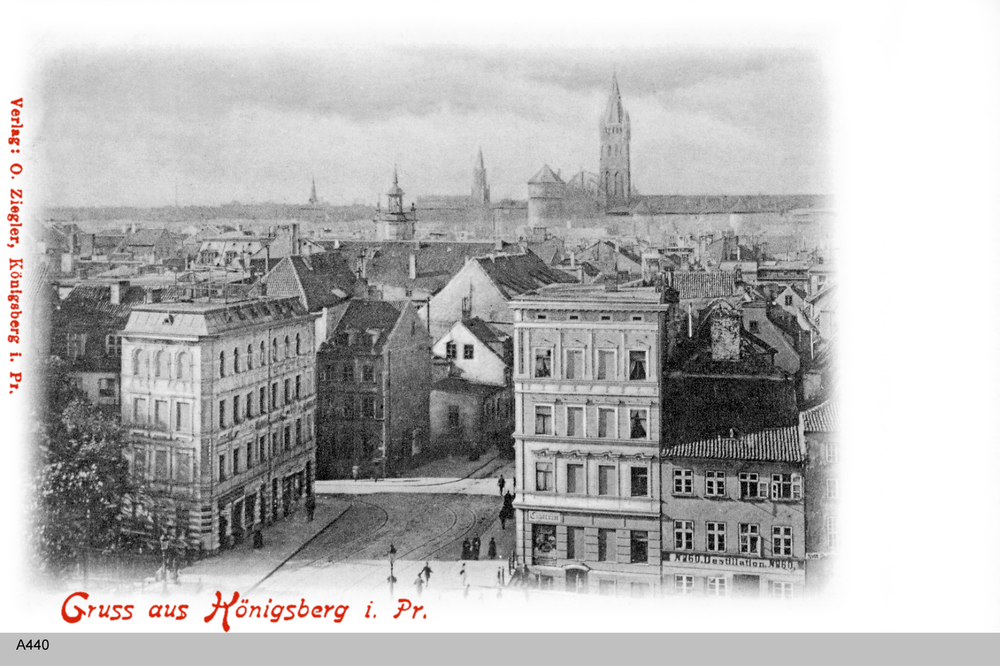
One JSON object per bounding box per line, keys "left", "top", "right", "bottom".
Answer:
{"left": 37, "top": 47, "right": 830, "bottom": 207}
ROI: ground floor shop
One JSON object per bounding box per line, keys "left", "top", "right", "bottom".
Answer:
{"left": 661, "top": 552, "right": 805, "bottom": 598}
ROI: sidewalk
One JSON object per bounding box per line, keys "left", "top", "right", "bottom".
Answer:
{"left": 316, "top": 477, "right": 502, "bottom": 495}
{"left": 175, "top": 495, "right": 353, "bottom": 592}
{"left": 397, "top": 448, "right": 514, "bottom": 480}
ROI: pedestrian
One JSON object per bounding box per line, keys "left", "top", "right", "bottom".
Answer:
{"left": 472, "top": 536, "right": 481, "bottom": 560}
{"left": 305, "top": 493, "right": 316, "bottom": 522}
{"left": 488, "top": 537, "right": 497, "bottom": 559}
{"left": 352, "top": 465, "right": 359, "bottom": 482}
{"left": 498, "top": 474, "right": 505, "bottom": 496}
{"left": 459, "top": 563, "right": 467, "bottom": 587}
{"left": 500, "top": 512, "right": 506, "bottom": 531}
{"left": 414, "top": 575, "right": 424, "bottom": 596}
{"left": 462, "top": 538, "right": 471, "bottom": 560}
{"left": 421, "top": 561, "right": 433, "bottom": 586}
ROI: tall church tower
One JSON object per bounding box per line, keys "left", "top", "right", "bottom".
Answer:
{"left": 599, "top": 74, "right": 631, "bottom": 210}
{"left": 471, "top": 147, "right": 490, "bottom": 207}
{"left": 375, "top": 167, "right": 416, "bottom": 241}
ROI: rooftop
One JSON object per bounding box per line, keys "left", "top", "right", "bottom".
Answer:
{"left": 124, "top": 297, "right": 310, "bottom": 338}
{"left": 665, "top": 426, "right": 804, "bottom": 463}
{"left": 801, "top": 400, "right": 838, "bottom": 433}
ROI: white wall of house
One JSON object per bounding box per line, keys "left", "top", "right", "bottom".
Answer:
{"left": 426, "top": 260, "right": 511, "bottom": 341}
{"left": 432, "top": 320, "right": 507, "bottom": 386}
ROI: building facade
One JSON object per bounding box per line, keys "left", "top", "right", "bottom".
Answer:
{"left": 802, "top": 399, "right": 838, "bottom": 593}
{"left": 661, "top": 428, "right": 807, "bottom": 598}
{"left": 510, "top": 284, "right": 671, "bottom": 596}
{"left": 120, "top": 297, "right": 318, "bottom": 553}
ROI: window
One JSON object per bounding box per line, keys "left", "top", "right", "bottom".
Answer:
{"left": 219, "top": 400, "right": 226, "bottom": 428}
{"left": 447, "top": 405, "right": 460, "bottom": 429}
{"left": 673, "top": 469, "right": 694, "bottom": 495}
{"left": 174, "top": 451, "right": 191, "bottom": 483}
{"left": 674, "top": 575, "right": 694, "bottom": 595}
{"left": 259, "top": 435, "right": 267, "bottom": 462}
{"left": 772, "top": 526, "right": 793, "bottom": 557}
{"left": 175, "top": 402, "right": 192, "bottom": 431}
{"left": 362, "top": 396, "right": 375, "bottom": 419}
{"left": 707, "top": 522, "right": 726, "bottom": 552}
{"left": 219, "top": 351, "right": 226, "bottom": 378}
{"left": 445, "top": 342, "right": 457, "bottom": 359}
{"left": 628, "top": 408, "right": 648, "bottom": 439}
{"left": 631, "top": 315, "right": 643, "bottom": 322}
{"left": 246, "top": 392, "right": 253, "bottom": 419}
{"left": 98, "top": 377, "right": 116, "bottom": 397}
{"left": 739, "top": 472, "right": 769, "bottom": 500}
{"left": 706, "top": 470, "right": 726, "bottom": 498}
{"left": 771, "top": 473, "right": 803, "bottom": 500}
{"left": 233, "top": 447, "right": 240, "bottom": 475}
{"left": 600, "top": 315, "right": 611, "bottom": 322}
{"left": 132, "top": 349, "right": 147, "bottom": 376}
{"left": 295, "top": 375, "right": 302, "bottom": 399}
{"left": 67, "top": 333, "right": 87, "bottom": 361}
{"left": 567, "top": 526, "right": 585, "bottom": 560}
{"left": 233, "top": 395, "right": 241, "bottom": 424}
{"left": 233, "top": 347, "right": 241, "bottom": 373}
{"left": 739, "top": 524, "right": 761, "bottom": 556}
{"left": 342, "top": 363, "right": 354, "bottom": 383}
{"left": 155, "top": 351, "right": 169, "bottom": 378}
{"left": 706, "top": 577, "right": 727, "bottom": 597}
{"left": 628, "top": 350, "right": 647, "bottom": 380}
{"left": 517, "top": 331, "right": 525, "bottom": 375}
{"left": 784, "top": 294, "right": 794, "bottom": 306}
{"left": 247, "top": 344, "right": 254, "bottom": 370}
{"left": 568, "top": 314, "right": 580, "bottom": 321}
{"left": 674, "top": 520, "right": 694, "bottom": 550}
{"left": 824, "top": 442, "right": 839, "bottom": 464}
{"left": 826, "top": 478, "right": 839, "bottom": 499}
{"left": 597, "top": 408, "right": 616, "bottom": 438}
{"left": 630, "top": 467, "right": 648, "bottom": 497}
{"left": 132, "top": 447, "right": 146, "bottom": 478}
{"left": 596, "top": 349, "right": 615, "bottom": 380}
{"left": 246, "top": 442, "right": 253, "bottom": 470}
{"left": 362, "top": 365, "right": 374, "bottom": 383}
{"left": 219, "top": 453, "right": 227, "bottom": 481}
{"left": 284, "top": 426, "right": 291, "bottom": 452}
{"left": 295, "top": 419, "right": 302, "bottom": 446}
{"left": 566, "top": 406, "right": 584, "bottom": 437}
{"left": 566, "top": 463, "right": 584, "bottom": 494}
{"left": 463, "top": 344, "right": 474, "bottom": 360}
{"left": 535, "top": 462, "right": 553, "bottom": 491}
{"left": 598, "top": 529, "right": 614, "bottom": 562}
{"left": 260, "top": 386, "right": 267, "bottom": 414}
{"left": 271, "top": 338, "right": 278, "bottom": 362}
{"left": 153, "top": 449, "right": 169, "bottom": 480}
{"left": 296, "top": 333, "right": 301, "bottom": 355}
{"left": 748, "top": 320, "right": 760, "bottom": 333}
{"left": 176, "top": 352, "right": 191, "bottom": 380}
{"left": 771, "top": 582, "right": 794, "bottom": 599}
{"left": 284, "top": 378, "right": 291, "bottom": 403}
{"left": 105, "top": 334, "right": 122, "bottom": 356}
{"left": 284, "top": 336, "right": 290, "bottom": 358}
{"left": 826, "top": 516, "right": 837, "bottom": 549}
{"left": 564, "top": 349, "right": 584, "bottom": 380}
{"left": 133, "top": 397, "right": 147, "bottom": 425}
{"left": 534, "top": 405, "right": 552, "bottom": 435}
{"left": 259, "top": 341, "right": 266, "bottom": 366}
{"left": 629, "top": 531, "right": 648, "bottom": 564}
{"left": 598, "top": 465, "right": 616, "bottom": 496}
{"left": 533, "top": 349, "right": 552, "bottom": 378}
{"left": 535, "top": 313, "right": 547, "bottom": 320}
{"left": 532, "top": 524, "right": 557, "bottom": 564}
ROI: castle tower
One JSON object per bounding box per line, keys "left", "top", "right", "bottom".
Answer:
{"left": 527, "top": 164, "right": 565, "bottom": 226}
{"left": 375, "top": 167, "right": 416, "bottom": 241}
{"left": 599, "top": 74, "right": 631, "bottom": 210}
{"left": 471, "top": 147, "right": 490, "bottom": 207}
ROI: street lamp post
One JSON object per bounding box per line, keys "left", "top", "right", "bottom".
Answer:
{"left": 387, "top": 543, "right": 397, "bottom": 599}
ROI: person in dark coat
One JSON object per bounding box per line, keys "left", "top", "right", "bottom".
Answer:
{"left": 421, "top": 561, "right": 433, "bottom": 586}
{"left": 498, "top": 475, "right": 506, "bottom": 496}
{"left": 488, "top": 537, "right": 497, "bottom": 559}
{"left": 462, "top": 538, "right": 471, "bottom": 560}
{"left": 472, "top": 536, "right": 481, "bottom": 560}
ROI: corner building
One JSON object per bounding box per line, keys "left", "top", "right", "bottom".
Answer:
{"left": 120, "top": 297, "right": 318, "bottom": 553}
{"left": 510, "top": 284, "right": 670, "bottom": 596}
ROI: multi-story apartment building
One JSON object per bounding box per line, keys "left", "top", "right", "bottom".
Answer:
{"left": 661, "top": 427, "right": 807, "bottom": 598}
{"left": 802, "top": 399, "right": 838, "bottom": 593}
{"left": 509, "top": 283, "right": 673, "bottom": 596}
{"left": 120, "top": 297, "right": 318, "bottom": 553}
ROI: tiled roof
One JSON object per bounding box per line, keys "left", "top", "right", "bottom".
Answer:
{"left": 462, "top": 317, "right": 509, "bottom": 358}
{"left": 672, "top": 271, "right": 739, "bottom": 299}
{"left": 801, "top": 400, "right": 837, "bottom": 433}
{"left": 665, "top": 427, "right": 804, "bottom": 463}
{"left": 63, "top": 283, "right": 149, "bottom": 319}
{"left": 258, "top": 254, "right": 360, "bottom": 311}
{"left": 329, "top": 299, "right": 405, "bottom": 353}
{"left": 528, "top": 164, "right": 564, "bottom": 184}
{"left": 321, "top": 241, "right": 512, "bottom": 294}
{"left": 126, "top": 297, "right": 309, "bottom": 337}
{"left": 473, "top": 250, "right": 577, "bottom": 299}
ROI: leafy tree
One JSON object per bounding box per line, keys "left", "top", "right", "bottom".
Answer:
{"left": 29, "top": 358, "right": 136, "bottom": 578}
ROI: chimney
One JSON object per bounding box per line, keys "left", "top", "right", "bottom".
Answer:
{"left": 408, "top": 253, "right": 417, "bottom": 280}
{"left": 710, "top": 308, "right": 742, "bottom": 362}
{"left": 291, "top": 223, "right": 301, "bottom": 256}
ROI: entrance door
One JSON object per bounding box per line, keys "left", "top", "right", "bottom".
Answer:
{"left": 733, "top": 574, "right": 761, "bottom": 598}
{"left": 565, "top": 568, "right": 588, "bottom": 594}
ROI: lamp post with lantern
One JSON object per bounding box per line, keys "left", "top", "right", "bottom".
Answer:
{"left": 387, "top": 543, "right": 397, "bottom": 598}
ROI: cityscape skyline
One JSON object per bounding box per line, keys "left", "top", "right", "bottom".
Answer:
{"left": 39, "top": 47, "right": 830, "bottom": 208}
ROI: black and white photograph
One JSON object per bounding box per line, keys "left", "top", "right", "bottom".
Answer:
{"left": 2, "top": 0, "right": 1000, "bottom": 645}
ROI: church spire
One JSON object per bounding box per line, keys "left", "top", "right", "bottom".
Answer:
{"left": 604, "top": 73, "right": 625, "bottom": 124}
{"left": 308, "top": 176, "right": 318, "bottom": 205}
{"left": 476, "top": 146, "right": 485, "bottom": 170}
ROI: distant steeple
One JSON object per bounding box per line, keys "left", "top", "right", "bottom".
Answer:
{"left": 599, "top": 73, "right": 631, "bottom": 210}
{"left": 308, "top": 177, "right": 319, "bottom": 205}
{"left": 472, "top": 147, "right": 490, "bottom": 206}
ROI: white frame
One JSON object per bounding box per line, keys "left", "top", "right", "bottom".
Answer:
{"left": 826, "top": 515, "right": 837, "bottom": 549}
{"left": 532, "top": 347, "right": 554, "bottom": 378}
{"left": 596, "top": 406, "right": 618, "bottom": 439}
{"left": 674, "top": 574, "right": 694, "bottom": 595}
{"left": 706, "top": 521, "right": 726, "bottom": 552}
{"left": 565, "top": 461, "right": 585, "bottom": 494}
{"left": 826, "top": 478, "right": 839, "bottom": 499}
{"left": 673, "top": 468, "right": 694, "bottom": 495}
{"left": 771, "top": 581, "right": 794, "bottom": 599}
{"left": 597, "top": 464, "right": 617, "bottom": 496}
{"left": 629, "top": 465, "right": 649, "bottom": 497}
{"left": 674, "top": 520, "right": 694, "bottom": 551}
{"left": 739, "top": 523, "right": 761, "bottom": 556}
{"left": 770, "top": 473, "right": 803, "bottom": 501}
{"left": 595, "top": 348, "right": 617, "bottom": 380}
{"left": 705, "top": 470, "right": 726, "bottom": 497}
{"left": 535, "top": 461, "right": 554, "bottom": 492}
{"left": 772, "top": 525, "right": 793, "bottom": 557}
{"left": 627, "top": 348, "right": 649, "bottom": 381}
{"left": 706, "top": 576, "right": 728, "bottom": 597}
{"left": 534, "top": 403, "right": 554, "bottom": 435}
{"left": 563, "top": 347, "right": 585, "bottom": 380}
{"left": 627, "top": 407, "right": 650, "bottom": 440}
{"left": 565, "top": 405, "right": 586, "bottom": 438}
{"left": 597, "top": 528, "right": 615, "bottom": 562}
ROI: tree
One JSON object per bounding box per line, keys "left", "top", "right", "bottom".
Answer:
{"left": 29, "top": 358, "right": 135, "bottom": 578}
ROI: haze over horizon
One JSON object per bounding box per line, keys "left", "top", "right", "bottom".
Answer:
{"left": 38, "top": 47, "right": 830, "bottom": 208}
